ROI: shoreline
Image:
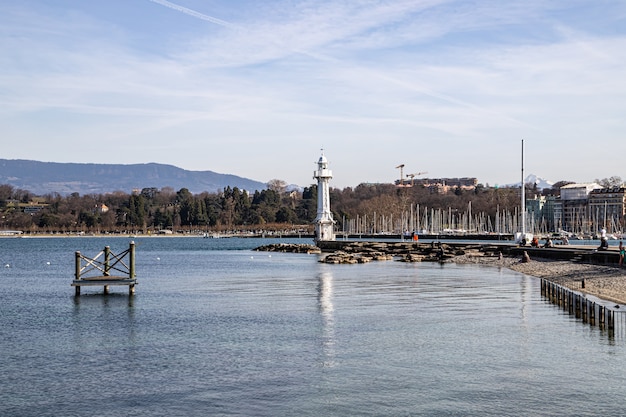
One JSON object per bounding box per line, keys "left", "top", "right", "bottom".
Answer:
{"left": 0, "top": 232, "right": 313, "bottom": 239}
{"left": 256, "top": 241, "right": 626, "bottom": 305}
{"left": 451, "top": 252, "right": 626, "bottom": 305}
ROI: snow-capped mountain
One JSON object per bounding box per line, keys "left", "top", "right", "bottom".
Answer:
{"left": 508, "top": 174, "right": 554, "bottom": 189}
{"left": 525, "top": 174, "right": 554, "bottom": 190}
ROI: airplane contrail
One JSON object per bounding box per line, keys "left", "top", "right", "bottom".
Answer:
{"left": 146, "top": 0, "right": 531, "bottom": 128}
{"left": 148, "top": 0, "right": 238, "bottom": 30}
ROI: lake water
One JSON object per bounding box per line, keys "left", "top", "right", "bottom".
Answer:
{"left": 1, "top": 236, "right": 625, "bottom": 416}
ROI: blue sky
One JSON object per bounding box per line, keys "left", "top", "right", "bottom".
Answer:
{"left": 2, "top": 1, "right": 625, "bottom": 189}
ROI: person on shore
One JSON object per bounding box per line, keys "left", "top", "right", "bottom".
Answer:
{"left": 436, "top": 242, "right": 445, "bottom": 260}
{"left": 543, "top": 237, "right": 554, "bottom": 248}
{"left": 620, "top": 241, "right": 625, "bottom": 267}
{"left": 530, "top": 236, "right": 539, "bottom": 247}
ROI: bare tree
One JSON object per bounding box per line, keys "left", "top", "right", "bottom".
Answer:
{"left": 267, "top": 179, "right": 287, "bottom": 194}
{"left": 594, "top": 176, "right": 623, "bottom": 188}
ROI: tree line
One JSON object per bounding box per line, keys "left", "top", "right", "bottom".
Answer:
{"left": 0, "top": 179, "right": 549, "bottom": 235}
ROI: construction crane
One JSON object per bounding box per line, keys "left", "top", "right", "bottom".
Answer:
{"left": 406, "top": 171, "right": 428, "bottom": 186}
{"left": 395, "top": 164, "right": 405, "bottom": 186}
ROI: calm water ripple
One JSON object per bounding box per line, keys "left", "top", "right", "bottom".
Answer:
{"left": 1, "top": 237, "right": 625, "bottom": 416}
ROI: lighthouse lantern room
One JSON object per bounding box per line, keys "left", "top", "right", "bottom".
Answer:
{"left": 313, "top": 151, "right": 335, "bottom": 242}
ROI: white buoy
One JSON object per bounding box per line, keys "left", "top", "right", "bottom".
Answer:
{"left": 46, "top": 261, "right": 51, "bottom": 265}
{"left": 156, "top": 257, "right": 160, "bottom": 261}
{"left": 4, "top": 264, "right": 9, "bottom": 268}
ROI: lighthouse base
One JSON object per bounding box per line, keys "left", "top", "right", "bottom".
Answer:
{"left": 315, "top": 221, "right": 335, "bottom": 242}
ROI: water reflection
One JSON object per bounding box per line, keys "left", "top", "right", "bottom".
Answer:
{"left": 520, "top": 272, "right": 531, "bottom": 325}
{"left": 72, "top": 293, "right": 135, "bottom": 308}
{"left": 317, "top": 266, "right": 335, "bottom": 368}
{"left": 71, "top": 292, "right": 138, "bottom": 353}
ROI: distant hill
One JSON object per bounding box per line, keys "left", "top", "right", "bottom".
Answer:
{"left": 0, "top": 159, "right": 267, "bottom": 196}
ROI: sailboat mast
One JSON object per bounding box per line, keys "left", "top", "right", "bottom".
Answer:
{"left": 521, "top": 139, "right": 526, "bottom": 236}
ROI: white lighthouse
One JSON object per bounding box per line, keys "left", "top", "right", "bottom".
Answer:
{"left": 313, "top": 151, "right": 335, "bottom": 241}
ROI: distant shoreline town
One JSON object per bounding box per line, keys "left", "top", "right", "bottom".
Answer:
{"left": 1, "top": 173, "right": 624, "bottom": 239}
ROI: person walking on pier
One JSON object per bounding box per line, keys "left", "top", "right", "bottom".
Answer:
{"left": 619, "top": 241, "right": 625, "bottom": 267}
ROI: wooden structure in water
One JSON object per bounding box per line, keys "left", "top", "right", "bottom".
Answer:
{"left": 541, "top": 278, "right": 626, "bottom": 337}
{"left": 72, "top": 241, "right": 137, "bottom": 296}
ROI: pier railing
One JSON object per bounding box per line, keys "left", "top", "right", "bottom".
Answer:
{"left": 72, "top": 241, "right": 137, "bottom": 296}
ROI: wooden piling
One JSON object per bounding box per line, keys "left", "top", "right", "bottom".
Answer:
{"left": 74, "top": 251, "right": 81, "bottom": 296}
{"left": 129, "top": 241, "right": 136, "bottom": 279}
{"left": 568, "top": 291, "right": 573, "bottom": 314}
{"left": 104, "top": 246, "right": 111, "bottom": 276}
{"left": 599, "top": 306, "right": 605, "bottom": 328}
{"left": 589, "top": 302, "right": 596, "bottom": 325}
{"left": 540, "top": 279, "right": 624, "bottom": 336}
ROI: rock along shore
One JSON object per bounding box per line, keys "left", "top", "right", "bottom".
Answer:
{"left": 254, "top": 241, "right": 626, "bottom": 305}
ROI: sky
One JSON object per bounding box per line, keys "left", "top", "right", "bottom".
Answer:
{"left": 1, "top": 1, "right": 625, "bottom": 189}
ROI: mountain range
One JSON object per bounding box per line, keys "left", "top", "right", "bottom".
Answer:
{"left": 0, "top": 158, "right": 557, "bottom": 197}
{"left": 0, "top": 159, "right": 268, "bottom": 196}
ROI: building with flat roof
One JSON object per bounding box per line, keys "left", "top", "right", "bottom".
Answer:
{"left": 588, "top": 187, "right": 626, "bottom": 232}
{"left": 554, "top": 183, "right": 606, "bottom": 234}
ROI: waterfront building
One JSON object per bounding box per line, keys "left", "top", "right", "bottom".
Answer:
{"left": 526, "top": 195, "right": 558, "bottom": 234}
{"left": 542, "top": 195, "right": 558, "bottom": 233}
{"left": 413, "top": 177, "right": 478, "bottom": 194}
{"left": 557, "top": 183, "right": 602, "bottom": 234}
{"left": 588, "top": 187, "right": 626, "bottom": 233}
{"left": 525, "top": 196, "right": 544, "bottom": 230}
{"left": 5, "top": 199, "right": 49, "bottom": 214}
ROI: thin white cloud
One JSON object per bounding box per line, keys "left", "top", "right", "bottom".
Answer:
{"left": 1, "top": 1, "right": 626, "bottom": 187}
